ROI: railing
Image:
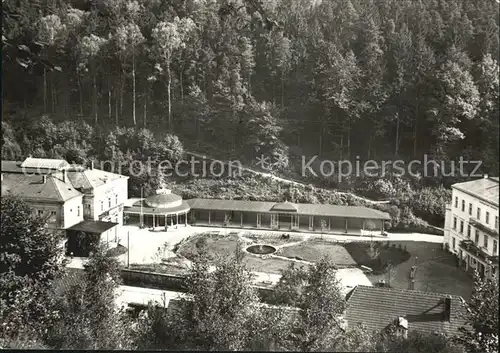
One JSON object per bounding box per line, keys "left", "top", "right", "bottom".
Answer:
{"left": 460, "top": 239, "right": 499, "bottom": 264}
{"left": 470, "top": 218, "right": 499, "bottom": 237}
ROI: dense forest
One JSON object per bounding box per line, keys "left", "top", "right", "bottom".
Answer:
{"left": 2, "top": 0, "right": 499, "bottom": 175}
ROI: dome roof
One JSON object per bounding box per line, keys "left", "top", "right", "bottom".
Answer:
{"left": 271, "top": 201, "right": 298, "bottom": 212}
{"left": 145, "top": 188, "right": 182, "bottom": 208}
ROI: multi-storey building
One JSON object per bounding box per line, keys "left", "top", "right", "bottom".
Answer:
{"left": 443, "top": 175, "right": 499, "bottom": 279}
{"left": 1, "top": 157, "right": 129, "bottom": 251}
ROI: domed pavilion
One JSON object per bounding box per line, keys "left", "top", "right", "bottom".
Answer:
{"left": 123, "top": 188, "right": 190, "bottom": 230}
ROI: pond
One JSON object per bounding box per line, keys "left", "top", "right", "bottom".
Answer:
{"left": 246, "top": 244, "right": 277, "bottom": 255}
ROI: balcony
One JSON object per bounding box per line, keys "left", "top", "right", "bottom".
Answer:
{"left": 469, "top": 218, "right": 499, "bottom": 238}
{"left": 460, "top": 240, "right": 499, "bottom": 264}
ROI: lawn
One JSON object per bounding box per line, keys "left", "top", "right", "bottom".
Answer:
{"left": 365, "top": 241, "right": 473, "bottom": 299}
{"left": 344, "top": 241, "right": 410, "bottom": 273}
{"left": 279, "top": 241, "right": 357, "bottom": 267}
{"left": 176, "top": 233, "right": 294, "bottom": 274}
{"left": 175, "top": 234, "right": 473, "bottom": 298}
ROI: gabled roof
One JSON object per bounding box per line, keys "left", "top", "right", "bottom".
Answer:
{"left": 452, "top": 177, "right": 499, "bottom": 206}
{"left": 67, "top": 220, "right": 118, "bottom": 234}
{"left": 345, "top": 285, "right": 467, "bottom": 336}
{"left": 186, "top": 198, "right": 391, "bottom": 220}
{"left": 1, "top": 173, "right": 82, "bottom": 202}
{"left": 66, "top": 168, "right": 127, "bottom": 190}
{"left": 20, "top": 157, "right": 70, "bottom": 170}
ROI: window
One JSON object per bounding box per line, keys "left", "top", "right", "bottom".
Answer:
{"left": 469, "top": 203, "right": 472, "bottom": 215}
{"left": 496, "top": 216, "right": 499, "bottom": 229}
{"left": 467, "top": 224, "right": 471, "bottom": 238}
{"left": 108, "top": 198, "right": 111, "bottom": 208}
{"left": 460, "top": 220, "right": 464, "bottom": 234}
{"left": 115, "top": 194, "right": 118, "bottom": 205}
{"left": 461, "top": 200, "right": 465, "bottom": 212}
{"left": 486, "top": 212, "right": 490, "bottom": 224}
{"left": 452, "top": 237, "right": 456, "bottom": 250}
{"left": 101, "top": 201, "right": 104, "bottom": 211}
{"left": 50, "top": 211, "right": 57, "bottom": 222}
{"left": 494, "top": 240, "right": 498, "bottom": 254}
{"left": 455, "top": 197, "right": 458, "bottom": 208}
{"left": 484, "top": 235, "right": 488, "bottom": 249}
{"left": 37, "top": 210, "right": 43, "bottom": 216}
{"left": 51, "top": 211, "right": 56, "bottom": 216}
{"left": 77, "top": 206, "right": 80, "bottom": 216}
{"left": 453, "top": 217, "right": 457, "bottom": 230}
{"left": 475, "top": 230, "right": 480, "bottom": 245}
{"left": 477, "top": 207, "right": 481, "bottom": 220}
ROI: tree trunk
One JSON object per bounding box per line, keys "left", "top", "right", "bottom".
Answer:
{"left": 413, "top": 84, "right": 419, "bottom": 158}
{"left": 120, "top": 69, "right": 124, "bottom": 119}
{"left": 395, "top": 114, "right": 400, "bottom": 156}
{"left": 319, "top": 124, "right": 323, "bottom": 156}
{"left": 167, "top": 59, "right": 172, "bottom": 130}
{"left": 347, "top": 128, "right": 351, "bottom": 160}
{"left": 76, "top": 67, "right": 83, "bottom": 116}
{"left": 340, "top": 133, "right": 344, "bottom": 160}
{"left": 281, "top": 71, "right": 285, "bottom": 108}
{"left": 93, "top": 74, "right": 98, "bottom": 125}
{"left": 132, "top": 50, "right": 136, "bottom": 126}
{"left": 368, "top": 133, "right": 373, "bottom": 159}
{"left": 43, "top": 67, "right": 48, "bottom": 113}
{"left": 180, "top": 61, "right": 184, "bottom": 105}
{"left": 143, "top": 90, "right": 147, "bottom": 127}
{"left": 108, "top": 86, "right": 112, "bottom": 119}
{"left": 115, "top": 86, "right": 119, "bottom": 126}
{"left": 50, "top": 71, "right": 55, "bottom": 113}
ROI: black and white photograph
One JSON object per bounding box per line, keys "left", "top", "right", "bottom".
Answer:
{"left": 1, "top": 0, "right": 499, "bottom": 351}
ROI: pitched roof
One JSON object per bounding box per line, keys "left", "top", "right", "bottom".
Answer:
{"left": 452, "top": 177, "right": 499, "bottom": 206}
{"left": 345, "top": 285, "right": 467, "bottom": 336}
{"left": 67, "top": 220, "right": 118, "bottom": 234}
{"left": 1, "top": 173, "right": 82, "bottom": 202}
{"left": 186, "top": 198, "right": 391, "bottom": 220}
{"left": 20, "top": 157, "right": 70, "bottom": 170}
{"left": 66, "top": 168, "right": 127, "bottom": 190}
{"left": 1, "top": 160, "right": 23, "bottom": 173}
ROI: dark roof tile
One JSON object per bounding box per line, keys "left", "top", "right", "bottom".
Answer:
{"left": 345, "top": 285, "right": 468, "bottom": 335}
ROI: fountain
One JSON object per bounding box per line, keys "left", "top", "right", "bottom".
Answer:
{"left": 246, "top": 244, "right": 277, "bottom": 255}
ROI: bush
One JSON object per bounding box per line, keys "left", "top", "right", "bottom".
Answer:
{"left": 106, "top": 244, "right": 128, "bottom": 257}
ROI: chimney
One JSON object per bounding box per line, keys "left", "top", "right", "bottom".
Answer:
{"left": 90, "top": 160, "right": 94, "bottom": 170}
{"left": 42, "top": 175, "right": 47, "bottom": 184}
{"left": 444, "top": 295, "right": 452, "bottom": 322}
{"left": 62, "top": 169, "right": 67, "bottom": 183}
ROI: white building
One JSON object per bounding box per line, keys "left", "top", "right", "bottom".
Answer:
{"left": 1, "top": 157, "right": 129, "bottom": 253}
{"left": 443, "top": 175, "right": 499, "bottom": 279}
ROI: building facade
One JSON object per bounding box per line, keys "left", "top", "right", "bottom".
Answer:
{"left": 124, "top": 191, "right": 391, "bottom": 236}
{"left": 1, "top": 157, "right": 128, "bottom": 249}
{"left": 443, "top": 176, "right": 499, "bottom": 279}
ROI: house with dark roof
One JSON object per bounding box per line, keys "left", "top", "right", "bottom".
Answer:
{"left": 1, "top": 170, "right": 84, "bottom": 230}
{"left": 345, "top": 285, "right": 468, "bottom": 336}
{"left": 1, "top": 158, "right": 128, "bottom": 255}
{"left": 443, "top": 175, "right": 499, "bottom": 279}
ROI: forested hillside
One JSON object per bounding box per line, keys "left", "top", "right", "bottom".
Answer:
{"left": 2, "top": 0, "right": 499, "bottom": 175}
